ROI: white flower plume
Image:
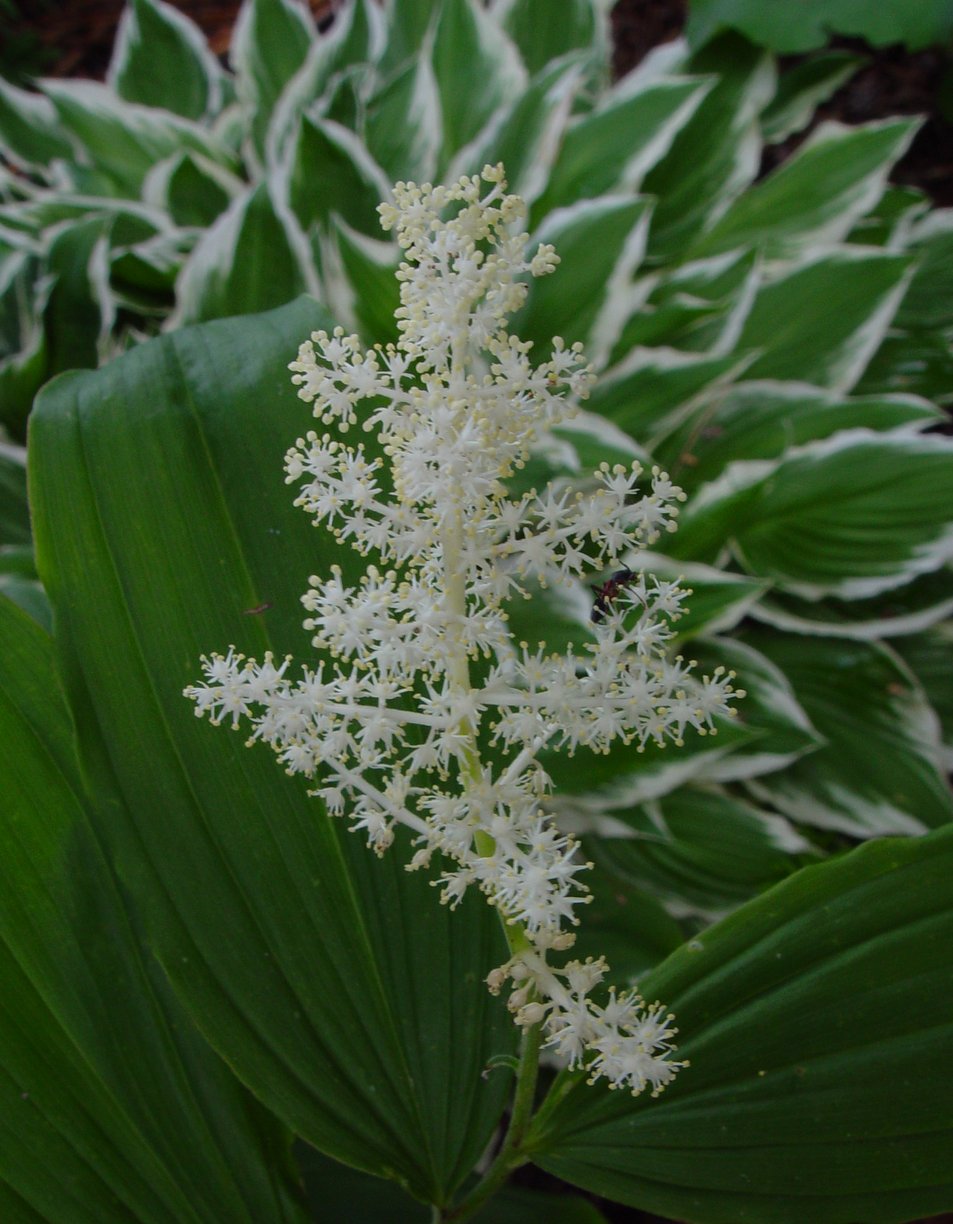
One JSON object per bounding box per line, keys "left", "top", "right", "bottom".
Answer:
{"left": 185, "top": 165, "right": 740, "bottom": 1096}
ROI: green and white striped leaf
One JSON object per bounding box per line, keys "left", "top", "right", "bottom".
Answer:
{"left": 751, "top": 566, "right": 953, "bottom": 640}
{"left": 517, "top": 196, "right": 652, "bottom": 366}
{"left": 642, "top": 35, "right": 775, "bottom": 261}
{"left": 531, "top": 825, "right": 953, "bottom": 1223}
{"left": 672, "top": 430, "right": 953, "bottom": 599}
{"left": 431, "top": 0, "right": 526, "bottom": 173}
{"left": 893, "top": 624, "right": 953, "bottom": 768}
{"left": 690, "top": 118, "right": 917, "bottom": 261}
{"left": 734, "top": 248, "right": 914, "bottom": 390}
{"left": 230, "top": 0, "right": 315, "bottom": 165}
{"left": 760, "top": 50, "right": 865, "bottom": 143}
{"left": 172, "top": 183, "right": 311, "bottom": 326}
{"left": 0, "top": 596, "right": 307, "bottom": 1223}
{"left": 286, "top": 115, "right": 391, "bottom": 238}
{"left": 531, "top": 74, "right": 712, "bottom": 221}
{"left": 29, "top": 300, "right": 515, "bottom": 1204}
{"left": 744, "top": 631, "right": 953, "bottom": 836}
{"left": 108, "top": 0, "right": 225, "bottom": 121}
{"left": 587, "top": 786, "right": 812, "bottom": 916}
{"left": 41, "top": 79, "right": 237, "bottom": 197}
{"left": 653, "top": 381, "right": 942, "bottom": 492}
{"left": 364, "top": 54, "right": 442, "bottom": 184}
{"left": 0, "top": 76, "right": 73, "bottom": 168}
{"left": 497, "top": 0, "right": 610, "bottom": 80}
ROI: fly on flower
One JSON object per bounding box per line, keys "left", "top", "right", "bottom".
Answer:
{"left": 590, "top": 568, "right": 637, "bottom": 624}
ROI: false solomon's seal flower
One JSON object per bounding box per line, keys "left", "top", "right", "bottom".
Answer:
{"left": 185, "top": 165, "right": 739, "bottom": 1097}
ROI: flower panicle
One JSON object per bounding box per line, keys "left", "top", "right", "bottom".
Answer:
{"left": 185, "top": 165, "right": 742, "bottom": 1097}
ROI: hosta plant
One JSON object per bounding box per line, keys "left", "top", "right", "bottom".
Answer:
{"left": 2, "top": 0, "right": 953, "bottom": 1220}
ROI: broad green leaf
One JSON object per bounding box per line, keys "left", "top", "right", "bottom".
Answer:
{"left": 531, "top": 75, "right": 712, "bottom": 222}
{"left": 570, "top": 870, "right": 685, "bottom": 983}
{"left": 431, "top": 0, "right": 526, "bottom": 172}
{"left": 0, "top": 77, "right": 73, "bottom": 168}
{"left": 760, "top": 50, "right": 864, "bottom": 143}
{"left": 751, "top": 566, "right": 953, "bottom": 641}
{"left": 744, "top": 631, "right": 952, "bottom": 836}
{"left": 735, "top": 248, "right": 914, "bottom": 390}
{"left": 516, "top": 196, "right": 652, "bottom": 364}
{"left": 29, "top": 299, "right": 514, "bottom": 1204}
{"left": 673, "top": 431, "right": 953, "bottom": 599}
{"left": 532, "top": 825, "right": 953, "bottom": 1223}
{"left": 653, "top": 381, "right": 942, "bottom": 492}
{"left": 642, "top": 35, "right": 775, "bottom": 262}
{"left": 41, "top": 79, "right": 236, "bottom": 197}
{"left": 858, "top": 325, "right": 953, "bottom": 406}
{"left": 44, "top": 216, "right": 114, "bottom": 378}
{"left": 108, "top": 0, "right": 223, "bottom": 121}
{"left": 172, "top": 183, "right": 309, "bottom": 326}
{"left": 687, "top": 0, "right": 953, "bottom": 53}
{"left": 589, "top": 786, "right": 812, "bottom": 915}
{"left": 690, "top": 119, "right": 918, "bottom": 261}
{"left": 0, "top": 596, "right": 307, "bottom": 1223}
{"left": 230, "top": 0, "right": 314, "bottom": 163}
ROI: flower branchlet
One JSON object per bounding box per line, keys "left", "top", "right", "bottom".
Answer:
{"left": 185, "top": 165, "right": 740, "bottom": 1096}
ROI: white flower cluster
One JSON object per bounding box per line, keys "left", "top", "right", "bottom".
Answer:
{"left": 185, "top": 166, "right": 739, "bottom": 1095}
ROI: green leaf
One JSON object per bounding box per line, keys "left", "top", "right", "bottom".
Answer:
{"left": 643, "top": 35, "right": 775, "bottom": 262}
{"left": 516, "top": 197, "right": 652, "bottom": 364}
{"left": 0, "top": 76, "right": 73, "bottom": 168}
{"left": 0, "top": 446, "right": 29, "bottom": 547}
{"left": 687, "top": 0, "right": 953, "bottom": 53}
{"left": 895, "top": 209, "right": 953, "bottom": 330}
{"left": 735, "top": 249, "right": 914, "bottom": 390}
{"left": 498, "top": 0, "right": 609, "bottom": 79}
{"left": 431, "top": 0, "right": 526, "bottom": 171}
{"left": 28, "top": 299, "right": 515, "bottom": 1205}
{"left": 893, "top": 624, "right": 953, "bottom": 768}
{"left": 690, "top": 119, "right": 918, "bottom": 261}
{"left": 750, "top": 566, "right": 953, "bottom": 641}
{"left": 761, "top": 51, "right": 865, "bottom": 144}
{"left": 287, "top": 115, "right": 390, "bottom": 237}
{"left": 532, "top": 825, "right": 953, "bottom": 1223}
{"left": 673, "top": 431, "right": 953, "bottom": 599}
{"left": 230, "top": 0, "right": 315, "bottom": 163}
{"left": 654, "top": 381, "right": 942, "bottom": 493}
{"left": 143, "top": 151, "right": 238, "bottom": 229}
{"left": 364, "top": 55, "right": 441, "bottom": 184}
{"left": 588, "top": 348, "right": 743, "bottom": 445}
{"left": 41, "top": 79, "right": 236, "bottom": 197}
{"left": 173, "top": 184, "right": 309, "bottom": 326}
{"left": 108, "top": 0, "right": 223, "bottom": 121}
{"left": 531, "top": 74, "right": 712, "bottom": 221}
{"left": 635, "top": 553, "right": 768, "bottom": 640}
{"left": 744, "top": 631, "right": 953, "bottom": 836}
{"left": 0, "top": 596, "right": 307, "bottom": 1222}
{"left": 589, "top": 786, "right": 812, "bottom": 915}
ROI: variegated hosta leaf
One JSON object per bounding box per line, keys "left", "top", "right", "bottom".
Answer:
{"left": 672, "top": 430, "right": 953, "bottom": 600}
{"left": 742, "top": 630, "right": 953, "bottom": 836}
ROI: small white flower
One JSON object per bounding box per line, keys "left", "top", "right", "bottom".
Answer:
{"left": 185, "top": 165, "right": 741, "bottom": 1096}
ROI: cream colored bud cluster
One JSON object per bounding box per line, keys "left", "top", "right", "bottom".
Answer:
{"left": 187, "top": 166, "right": 740, "bottom": 1096}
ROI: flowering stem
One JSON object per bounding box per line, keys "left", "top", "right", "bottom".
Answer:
{"left": 441, "top": 1017, "right": 543, "bottom": 1222}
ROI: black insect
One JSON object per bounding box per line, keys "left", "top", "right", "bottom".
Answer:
{"left": 590, "top": 568, "right": 637, "bottom": 624}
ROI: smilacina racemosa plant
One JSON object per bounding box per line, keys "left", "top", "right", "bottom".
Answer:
{"left": 185, "top": 164, "right": 740, "bottom": 1098}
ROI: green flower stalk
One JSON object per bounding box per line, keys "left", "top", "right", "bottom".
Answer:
{"left": 185, "top": 164, "right": 740, "bottom": 1096}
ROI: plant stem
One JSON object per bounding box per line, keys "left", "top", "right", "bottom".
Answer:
{"left": 441, "top": 1018, "right": 543, "bottom": 1222}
